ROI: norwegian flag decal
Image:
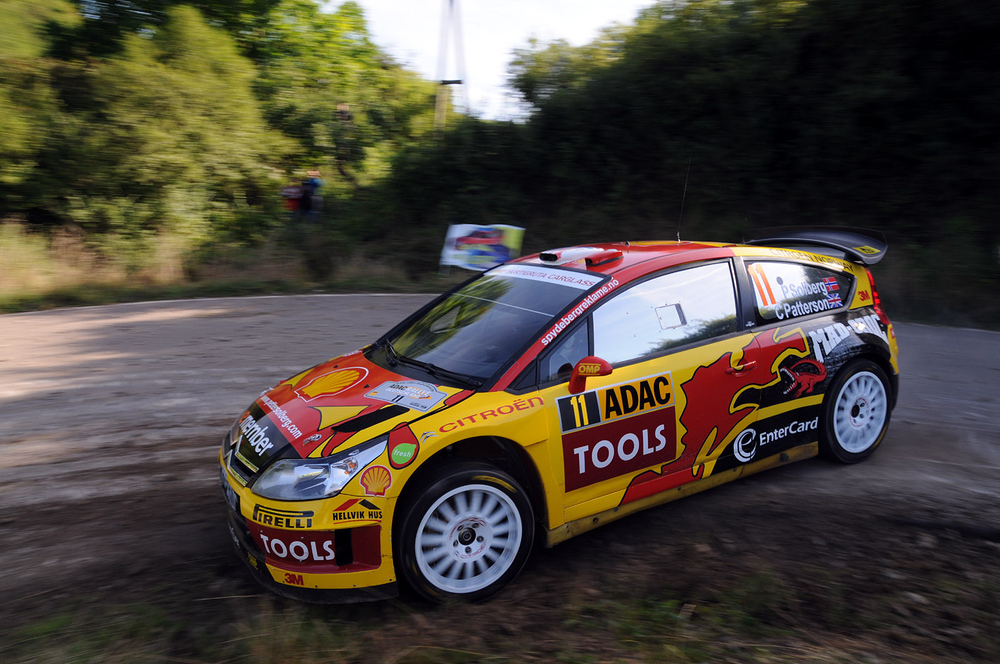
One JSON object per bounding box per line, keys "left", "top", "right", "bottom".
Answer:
{"left": 822, "top": 276, "right": 839, "bottom": 291}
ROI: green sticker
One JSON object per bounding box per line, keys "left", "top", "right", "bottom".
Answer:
{"left": 391, "top": 443, "right": 416, "bottom": 466}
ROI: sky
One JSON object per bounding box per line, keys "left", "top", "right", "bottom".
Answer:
{"left": 345, "top": 0, "right": 657, "bottom": 119}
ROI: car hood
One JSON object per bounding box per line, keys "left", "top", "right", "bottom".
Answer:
{"left": 225, "top": 350, "right": 473, "bottom": 485}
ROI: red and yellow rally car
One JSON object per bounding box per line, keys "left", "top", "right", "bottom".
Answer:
{"left": 220, "top": 228, "right": 898, "bottom": 602}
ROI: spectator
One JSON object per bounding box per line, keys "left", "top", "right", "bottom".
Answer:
{"left": 303, "top": 169, "right": 324, "bottom": 217}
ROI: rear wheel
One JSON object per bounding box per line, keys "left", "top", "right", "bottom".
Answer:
{"left": 820, "top": 359, "right": 891, "bottom": 463}
{"left": 396, "top": 462, "right": 534, "bottom": 603}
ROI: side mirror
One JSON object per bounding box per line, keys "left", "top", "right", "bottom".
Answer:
{"left": 568, "top": 356, "right": 613, "bottom": 394}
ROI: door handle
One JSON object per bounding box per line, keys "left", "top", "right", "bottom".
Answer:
{"left": 725, "top": 360, "right": 757, "bottom": 374}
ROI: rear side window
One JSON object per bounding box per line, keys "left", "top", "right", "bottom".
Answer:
{"left": 747, "top": 261, "right": 853, "bottom": 322}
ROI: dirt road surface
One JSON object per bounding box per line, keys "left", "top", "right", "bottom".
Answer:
{"left": 1, "top": 296, "right": 998, "bottom": 660}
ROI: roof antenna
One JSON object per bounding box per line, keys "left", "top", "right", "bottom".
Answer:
{"left": 677, "top": 156, "right": 691, "bottom": 243}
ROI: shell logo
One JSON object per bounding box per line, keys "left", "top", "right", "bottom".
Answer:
{"left": 296, "top": 367, "right": 368, "bottom": 401}
{"left": 360, "top": 465, "right": 392, "bottom": 497}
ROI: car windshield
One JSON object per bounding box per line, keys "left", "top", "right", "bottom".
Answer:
{"left": 385, "top": 264, "right": 605, "bottom": 381}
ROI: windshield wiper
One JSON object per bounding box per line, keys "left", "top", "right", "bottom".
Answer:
{"left": 396, "top": 355, "right": 483, "bottom": 389}
{"left": 377, "top": 338, "right": 399, "bottom": 366}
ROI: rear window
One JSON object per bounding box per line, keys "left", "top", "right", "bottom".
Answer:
{"left": 747, "top": 261, "right": 853, "bottom": 322}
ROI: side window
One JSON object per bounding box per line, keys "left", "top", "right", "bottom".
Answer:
{"left": 541, "top": 322, "right": 590, "bottom": 383}
{"left": 593, "top": 262, "right": 738, "bottom": 365}
{"left": 747, "top": 261, "right": 854, "bottom": 323}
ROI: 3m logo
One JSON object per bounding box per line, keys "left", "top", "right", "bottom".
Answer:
{"left": 283, "top": 572, "right": 304, "bottom": 586}
{"left": 557, "top": 373, "right": 673, "bottom": 434}
{"left": 858, "top": 290, "right": 871, "bottom": 302}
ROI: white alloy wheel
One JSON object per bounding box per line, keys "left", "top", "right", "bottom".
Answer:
{"left": 414, "top": 483, "right": 523, "bottom": 594}
{"left": 832, "top": 370, "right": 888, "bottom": 454}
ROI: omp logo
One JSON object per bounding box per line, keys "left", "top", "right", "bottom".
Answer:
{"left": 577, "top": 362, "right": 603, "bottom": 376}
{"left": 558, "top": 373, "right": 673, "bottom": 433}
{"left": 853, "top": 245, "right": 880, "bottom": 255}
{"left": 240, "top": 415, "right": 273, "bottom": 455}
{"left": 252, "top": 505, "right": 314, "bottom": 529}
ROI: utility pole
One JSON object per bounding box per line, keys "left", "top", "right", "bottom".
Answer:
{"left": 435, "top": 0, "right": 467, "bottom": 129}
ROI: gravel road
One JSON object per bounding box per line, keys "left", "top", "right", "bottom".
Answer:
{"left": 1, "top": 295, "right": 998, "bottom": 658}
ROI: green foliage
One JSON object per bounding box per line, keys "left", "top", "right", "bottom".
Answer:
{"left": 249, "top": 0, "right": 437, "bottom": 189}
{"left": 7, "top": 5, "right": 288, "bottom": 263}
{"left": 0, "top": 0, "right": 78, "bottom": 189}
{"left": 0, "top": 0, "right": 997, "bottom": 324}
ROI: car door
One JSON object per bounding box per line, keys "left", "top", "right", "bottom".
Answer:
{"left": 535, "top": 260, "right": 764, "bottom": 523}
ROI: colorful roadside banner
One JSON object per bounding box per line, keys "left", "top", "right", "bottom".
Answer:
{"left": 439, "top": 224, "right": 525, "bottom": 271}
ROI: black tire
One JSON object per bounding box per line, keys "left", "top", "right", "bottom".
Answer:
{"left": 820, "top": 358, "right": 892, "bottom": 463}
{"left": 395, "top": 461, "right": 534, "bottom": 603}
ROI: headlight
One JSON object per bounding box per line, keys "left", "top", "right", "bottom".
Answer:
{"left": 251, "top": 435, "right": 387, "bottom": 501}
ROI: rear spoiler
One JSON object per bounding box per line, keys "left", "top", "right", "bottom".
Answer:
{"left": 745, "top": 226, "right": 888, "bottom": 265}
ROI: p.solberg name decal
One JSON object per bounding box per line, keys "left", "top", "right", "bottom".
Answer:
{"left": 558, "top": 372, "right": 676, "bottom": 491}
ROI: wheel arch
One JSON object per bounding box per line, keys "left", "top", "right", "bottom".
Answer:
{"left": 830, "top": 348, "right": 897, "bottom": 411}
{"left": 392, "top": 436, "right": 547, "bottom": 539}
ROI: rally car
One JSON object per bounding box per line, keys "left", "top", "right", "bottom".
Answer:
{"left": 220, "top": 227, "right": 898, "bottom": 603}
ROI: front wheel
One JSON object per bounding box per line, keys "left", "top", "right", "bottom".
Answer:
{"left": 396, "top": 462, "right": 534, "bottom": 603}
{"left": 820, "top": 358, "right": 892, "bottom": 463}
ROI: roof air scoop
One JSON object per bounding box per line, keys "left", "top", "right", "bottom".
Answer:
{"left": 535, "top": 246, "right": 614, "bottom": 266}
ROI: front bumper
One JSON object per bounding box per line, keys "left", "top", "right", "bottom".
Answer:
{"left": 225, "top": 510, "right": 397, "bottom": 603}
{"left": 221, "top": 459, "right": 398, "bottom": 603}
